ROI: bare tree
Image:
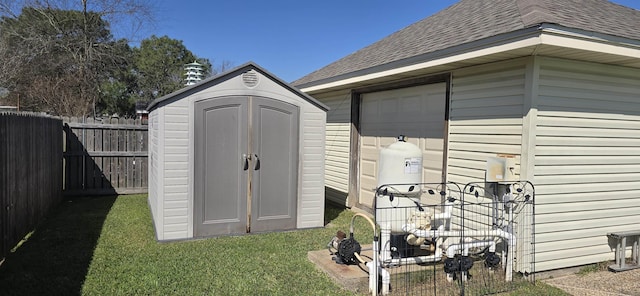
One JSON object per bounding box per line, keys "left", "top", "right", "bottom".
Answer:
{"left": 0, "top": 0, "right": 153, "bottom": 116}
{"left": 25, "top": 75, "right": 93, "bottom": 115}
{"left": 213, "top": 60, "right": 234, "bottom": 76}
{"left": 1, "top": 0, "right": 154, "bottom": 40}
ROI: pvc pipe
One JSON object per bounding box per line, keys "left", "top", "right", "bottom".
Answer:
{"left": 348, "top": 213, "right": 379, "bottom": 296}
{"left": 433, "top": 211, "right": 451, "bottom": 220}
{"left": 446, "top": 240, "right": 496, "bottom": 258}
{"left": 366, "top": 262, "right": 376, "bottom": 295}
{"left": 436, "top": 202, "right": 454, "bottom": 220}
{"left": 367, "top": 260, "right": 391, "bottom": 295}
{"left": 381, "top": 268, "right": 390, "bottom": 295}
{"left": 403, "top": 224, "right": 516, "bottom": 282}
{"left": 383, "top": 254, "right": 442, "bottom": 266}
{"left": 380, "top": 223, "right": 392, "bottom": 263}
{"left": 506, "top": 197, "right": 515, "bottom": 282}
{"left": 372, "top": 235, "right": 379, "bottom": 296}
{"left": 401, "top": 225, "right": 515, "bottom": 243}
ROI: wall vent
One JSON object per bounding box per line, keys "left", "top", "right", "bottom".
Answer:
{"left": 242, "top": 70, "right": 259, "bottom": 88}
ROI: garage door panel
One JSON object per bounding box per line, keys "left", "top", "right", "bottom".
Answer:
{"left": 361, "top": 136, "right": 378, "bottom": 147}
{"left": 399, "top": 96, "right": 425, "bottom": 115}
{"left": 424, "top": 170, "right": 443, "bottom": 183}
{"left": 380, "top": 98, "right": 398, "bottom": 112}
{"left": 422, "top": 149, "right": 443, "bottom": 160}
{"left": 380, "top": 136, "right": 400, "bottom": 147}
{"left": 429, "top": 162, "right": 444, "bottom": 171}
{"left": 362, "top": 130, "right": 427, "bottom": 140}
{"left": 359, "top": 83, "right": 447, "bottom": 208}
{"left": 421, "top": 141, "right": 443, "bottom": 154}
{"left": 361, "top": 160, "right": 377, "bottom": 177}
{"left": 361, "top": 101, "right": 379, "bottom": 119}
{"left": 361, "top": 146, "right": 379, "bottom": 158}
{"left": 360, "top": 178, "right": 377, "bottom": 193}
{"left": 425, "top": 138, "right": 444, "bottom": 149}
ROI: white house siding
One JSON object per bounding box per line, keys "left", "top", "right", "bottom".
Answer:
{"left": 148, "top": 109, "right": 162, "bottom": 239}
{"left": 448, "top": 59, "right": 527, "bottom": 185}
{"left": 313, "top": 91, "right": 352, "bottom": 205}
{"left": 534, "top": 57, "right": 640, "bottom": 271}
{"left": 448, "top": 59, "right": 528, "bottom": 271}
{"left": 161, "top": 100, "right": 190, "bottom": 240}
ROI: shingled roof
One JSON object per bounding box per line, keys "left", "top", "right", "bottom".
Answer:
{"left": 293, "top": 0, "right": 640, "bottom": 87}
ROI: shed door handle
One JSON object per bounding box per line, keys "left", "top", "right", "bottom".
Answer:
{"left": 253, "top": 154, "right": 260, "bottom": 170}
{"left": 242, "top": 154, "right": 250, "bottom": 170}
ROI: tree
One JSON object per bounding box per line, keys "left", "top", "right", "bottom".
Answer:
{"left": 0, "top": 7, "right": 115, "bottom": 115}
{"left": 0, "top": 0, "right": 153, "bottom": 116}
{"left": 97, "top": 40, "right": 138, "bottom": 117}
{"left": 0, "top": 1, "right": 230, "bottom": 116}
{"left": 211, "top": 59, "right": 234, "bottom": 76}
{"left": 0, "top": 0, "right": 153, "bottom": 41}
{"left": 133, "top": 35, "right": 206, "bottom": 103}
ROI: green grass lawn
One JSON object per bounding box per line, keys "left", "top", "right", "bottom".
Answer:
{"left": 0, "top": 194, "right": 567, "bottom": 295}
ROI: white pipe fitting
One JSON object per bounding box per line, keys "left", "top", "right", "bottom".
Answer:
{"left": 446, "top": 240, "right": 496, "bottom": 258}
{"left": 381, "top": 268, "right": 390, "bottom": 295}
{"left": 401, "top": 226, "right": 515, "bottom": 245}
{"left": 383, "top": 254, "right": 442, "bottom": 266}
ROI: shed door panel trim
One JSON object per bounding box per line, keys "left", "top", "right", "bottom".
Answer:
{"left": 194, "top": 96, "right": 299, "bottom": 237}
{"left": 250, "top": 97, "right": 299, "bottom": 232}
{"left": 194, "top": 97, "right": 248, "bottom": 236}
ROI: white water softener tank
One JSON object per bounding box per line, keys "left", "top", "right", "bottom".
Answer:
{"left": 376, "top": 135, "right": 423, "bottom": 233}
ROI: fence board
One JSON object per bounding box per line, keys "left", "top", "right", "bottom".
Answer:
{"left": 0, "top": 112, "right": 63, "bottom": 260}
{"left": 62, "top": 117, "right": 148, "bottom": 196}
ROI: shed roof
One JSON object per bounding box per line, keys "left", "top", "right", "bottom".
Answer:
{"left": 147, "top": 62, "right": 329, "bottom": 112}
{"left": 293, "top": 0, "right": 640, "bottom": 88}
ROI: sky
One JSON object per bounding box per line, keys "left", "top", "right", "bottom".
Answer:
{"left": 151, "top": 0, "right": 640, "bottom": 83}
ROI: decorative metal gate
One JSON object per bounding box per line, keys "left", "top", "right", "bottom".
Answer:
{"left": 372, "top": 181, "right": 535, "bottom": 295}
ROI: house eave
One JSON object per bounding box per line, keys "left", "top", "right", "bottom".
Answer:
{"left": 300, "top": 25, "right": 640, "bottom": 94}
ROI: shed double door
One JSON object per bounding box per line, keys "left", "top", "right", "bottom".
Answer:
{"left": 195, "top": 96, "right": 299, "bottom": 237}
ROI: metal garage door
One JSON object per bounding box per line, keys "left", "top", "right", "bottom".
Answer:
{"left": 359, "top": 83, "right": 447, "bottom": 208}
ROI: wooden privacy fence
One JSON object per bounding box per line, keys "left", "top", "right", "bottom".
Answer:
{"left": 63, "top": 117, "right": 148, "bottom": 196}
{"left": 0, "top": 112, "right": 63, "bottom": 260}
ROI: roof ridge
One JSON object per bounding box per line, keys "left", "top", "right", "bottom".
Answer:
{"left": 294, "top": 0, "right": 640, "bottom": 87}
{"left": 516, "top": 0, "right": 555, "bottom": 27}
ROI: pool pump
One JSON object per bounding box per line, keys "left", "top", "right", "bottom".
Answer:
{"left": 327, "top": 213, "right": 388, "bottom": 295}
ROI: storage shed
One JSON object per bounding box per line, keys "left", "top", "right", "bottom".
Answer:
{"left": 148, "top": 62, "right": 328, "bottom": 241}
{"left": 293, "top": 0, "right": 640, "bottom": 272}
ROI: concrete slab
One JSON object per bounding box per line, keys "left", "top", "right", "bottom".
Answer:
{"left": 542, "top": 268, "right": 640, "bottom": 296}
{"left": 307, "top": 245, "right": 372, "bottom": 294}
{"left": 308, "top": 244, "right": 440, "bottom": 294}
